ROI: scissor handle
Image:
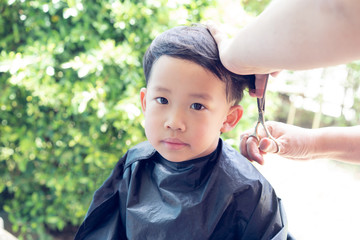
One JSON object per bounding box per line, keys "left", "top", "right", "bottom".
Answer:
{"left": 249, "top": 74, "right": 280, "bottom": 153}
{"left": 250, "top": 122, "right": 280, "bottom": 153}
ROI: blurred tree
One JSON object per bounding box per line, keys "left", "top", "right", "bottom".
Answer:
{"left": 0, "top": 0, "right": 214, "bottom": 239}
{"left": 7, "top": 0, "right": 358, "bottom": 238}
{"left": 241, "top": 0, "right": 271, "bottom": 15}
{"left": 345, "top": 62, "right": 360, "bottom": 124}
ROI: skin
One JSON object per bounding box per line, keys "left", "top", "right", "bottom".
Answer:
{"left": 140, "top": 56, "right": 243, "bottom": 162}
{"left": 209, "top": 0, "right": 360, "bottom": 74}
{"left": 208, "top": 0, "right": 360, "bottom": 98}
{"left": 207, "top": 0, "right": 360, "bottom": 164}
{"left": 240, "top": 122, "right": 360, "bottom": 165}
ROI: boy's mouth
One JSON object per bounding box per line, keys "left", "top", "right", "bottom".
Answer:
{"left": 161, "top": 138, "right": 188, "bottom": 150}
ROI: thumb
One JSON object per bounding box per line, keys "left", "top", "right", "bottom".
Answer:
{"left": 205, "top": 21, "right": 226, "bottom": 44}
{"left": 259, "top": 138, "right": 279, "bottom": 153}
{"left": 250, "top": 74, "right": 268, "bottom": 98}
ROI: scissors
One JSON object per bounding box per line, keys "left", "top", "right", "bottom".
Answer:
{"left": 248, "top": 75, "right": 280, "bottom": 153}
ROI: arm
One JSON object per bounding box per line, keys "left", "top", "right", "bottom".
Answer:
{"left": 311, "top": 125, "right": 360, "bottom": 163}
{"left": 212, "top": 0, "right": 360, "bottom": 75}
{"left": 240, "top": 121, "right": 360, "bottom": 165}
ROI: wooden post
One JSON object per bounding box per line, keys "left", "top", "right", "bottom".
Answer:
{"left": 287, "top": 100, "right": 296, "bottom": 125}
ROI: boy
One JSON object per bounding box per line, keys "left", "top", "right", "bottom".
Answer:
{"left": 75, "top": 25, "right": 289, "bottom": 240}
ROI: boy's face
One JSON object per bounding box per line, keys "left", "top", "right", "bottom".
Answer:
{"left": 140, "top": 56, "right": 243, "bottom": 162}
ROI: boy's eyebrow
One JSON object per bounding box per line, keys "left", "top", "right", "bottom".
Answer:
{"left": 189, "top": 93, "right": 213, "bottom": 101}
{"left": 153, "top": 86, "right": 212, "bottom": 101}
{"left": 153, "top": 86, "right": 171, "bottom": 93}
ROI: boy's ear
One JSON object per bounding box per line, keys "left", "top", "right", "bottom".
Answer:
{"left": 140, "top": 88, "right": 147, "bottom": 114}
{"left": 220, "top": 105, "right": 243, "bottom": 133}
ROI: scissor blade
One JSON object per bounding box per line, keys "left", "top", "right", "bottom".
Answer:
{"left": 257, "top": 75, "right": 269, "bottom": 112}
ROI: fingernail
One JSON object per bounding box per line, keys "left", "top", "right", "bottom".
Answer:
{"left": 249, "top": 89, "right": 264, "bottom": 98}
{"left": 259, "top": 141, "right": 269, "bottom": 152}
{"left": 261, "top": 145, "right": 270, "bottom": 152}
{"left": 249, "top": 89, "right": 256, "bottom": 97}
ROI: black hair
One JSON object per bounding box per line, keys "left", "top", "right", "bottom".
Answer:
{"left": 143, "top": 24, "right": 255, "bottom": 104}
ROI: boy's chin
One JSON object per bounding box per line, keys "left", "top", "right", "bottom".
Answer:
{"left": 158, "top": 152, "right": 189, "bottom": 162}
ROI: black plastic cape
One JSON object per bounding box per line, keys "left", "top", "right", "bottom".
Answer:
{"left": 75, "top": 139, "right": 290, "bottom": 240}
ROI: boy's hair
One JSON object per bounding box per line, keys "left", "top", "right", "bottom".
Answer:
{"left": 143, "top": 25, "right": 255, "bottom": 104}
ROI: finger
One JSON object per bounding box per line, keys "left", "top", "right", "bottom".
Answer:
{"left": 204, "top": 21, "right": 226, "bottom": 44}
{"left": 204, "top": 21, "right": 219, "bottom": 36}
{"left": 246, "top": 137, "right": 265, "bottom": 165}
{"left": 239, "top": 134, "right": 251, "bottom": 160}
{"left": 204, "top": 21, "right": 216, "bottom": 33}
{"left": 249, "top": 74, "right": 268, "bottom": 98}
{"left": 259, "top": 138, "right": 280, "bottom": 154}
{"left": 270, "top": 71, "right": 281, "bottom": 78}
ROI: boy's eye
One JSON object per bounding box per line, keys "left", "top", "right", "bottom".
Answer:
{"left": 190, "top": 103, "right": 205, "bottom": 111}
{"left": 156, "top": 97, "right": 168, "bottom": 105}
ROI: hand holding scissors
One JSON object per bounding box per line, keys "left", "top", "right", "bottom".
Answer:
{"left": 249, "top": 75, "right": 280, "bottom": 153}
{"left": 241, "top": 75, "right": 280, "bottom": 164}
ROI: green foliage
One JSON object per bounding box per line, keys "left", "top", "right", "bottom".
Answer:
{"left": 0, "top": 0, "right": 214, "bottom": 238}
{"left": 241, "top": 0, "right": 271, "bottom": 16}
{"left": 345, "top": 61, "right": 360, "bottom": 125}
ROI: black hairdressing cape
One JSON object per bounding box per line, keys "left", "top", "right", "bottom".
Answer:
{"left": 75, "top": 139, "right": 290, "bottom": 240}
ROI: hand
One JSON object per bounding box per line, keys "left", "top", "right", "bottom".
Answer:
{"left": 240, "top": 121, "right": 314, "bottom": 164}
{"left": 205, "top": 22, "right": 280, "bottom": 98}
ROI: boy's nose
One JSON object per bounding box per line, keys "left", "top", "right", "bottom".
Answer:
{"left": 164, "top": 111, "right": 186, "bottom": 131}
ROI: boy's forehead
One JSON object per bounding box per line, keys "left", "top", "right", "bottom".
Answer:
{"left": 147, "top": 56, "right": 228, "bottom": 101}
{"left": 149, "top": 56, "right": 222, "bottom": 82}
